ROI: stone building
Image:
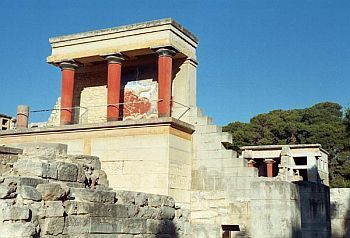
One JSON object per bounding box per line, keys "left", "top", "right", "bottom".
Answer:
{"left": 241, "top": 144, "right": 329, "bottom": 186}
{"left": 0, "top": 114, "right": 14, "bottom": 131}
{"left": 0, "top": 19, "right": 344, "bottom": 237}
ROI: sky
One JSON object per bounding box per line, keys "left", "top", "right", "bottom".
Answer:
{"left": 0, "top": 0, "right": 349, "bottom": 126}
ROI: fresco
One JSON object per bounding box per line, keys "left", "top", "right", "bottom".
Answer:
{"left": 123, "top": 79, "right": 158, "bottom": 120}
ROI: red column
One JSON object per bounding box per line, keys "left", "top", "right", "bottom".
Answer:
{"left": 59, "top": 61, "right": 77, "bottom": 125}
{"left": 16, "top": 105, "right": 29, "bottom": 128}
{"left": 105, "top": 54, "right": 124, "bottom": 121}
{"left": 265, "top": 159, "right": 276, "bottom": 177}
{"left": 156, "top": 48, "right": 176, "bottom": 117}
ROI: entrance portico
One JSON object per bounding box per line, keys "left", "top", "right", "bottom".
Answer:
{"left": 48, "top": 19, "right": 198, "bottom": 125}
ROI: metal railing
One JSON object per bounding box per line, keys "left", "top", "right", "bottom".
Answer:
{"left": 26, "top": 99, "right": 192, "bottom": 128}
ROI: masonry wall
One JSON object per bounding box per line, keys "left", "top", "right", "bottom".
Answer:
{"left": 330, "top": 188, "right": 350, "bottom": 238}
{"left": 0, "top": 144, "right": 191, "bottom": 238}
{"left": 250, "top": 180, "right": 302, "bottom": 238}
{"left": 297, "top": 182, "right": 331, "bottom": 238}
{"left": 0, "top": 119, "right": 193, "bottom": 205}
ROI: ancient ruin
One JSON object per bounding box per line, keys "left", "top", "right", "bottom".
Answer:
{"left": 0, "top": 19, "right": 348, "bottom": 237}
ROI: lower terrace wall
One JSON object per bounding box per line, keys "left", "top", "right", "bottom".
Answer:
{"left": 0, "top": 118, "right": 193, "bottom": 206}
{"left": 0, "top": 144, "right": 190, "bottom": 238}
{"left": 331, "top": 188, "right": 350, "bottom": 238}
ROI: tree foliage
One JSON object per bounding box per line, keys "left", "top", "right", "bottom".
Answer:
{"left": 223, "top": 102, "right": 350, "bottom": 187}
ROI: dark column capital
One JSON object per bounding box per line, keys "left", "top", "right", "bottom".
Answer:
{"left": 264, "top": 159, "right": 276, "bottom": 164}
{"left": 156, "top": 47, "right": 177, "bottom": 57}
{"left": 59, "top": 61, "right": 78, "bottom": 71}
{"left": 104, "top": 53, "right": 125, "bottom": 64}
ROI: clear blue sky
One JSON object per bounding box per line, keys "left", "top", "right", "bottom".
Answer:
{"left": 0, "top": 0, "right": 349, "bottom": 125}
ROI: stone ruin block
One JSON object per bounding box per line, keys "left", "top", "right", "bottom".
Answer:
{"left": 0, "top": 143, "right": 186, "bottom": 237}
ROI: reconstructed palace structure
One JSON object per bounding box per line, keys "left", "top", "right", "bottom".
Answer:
{"left": 0, "top": 19, "right": 348, "bottom": 238}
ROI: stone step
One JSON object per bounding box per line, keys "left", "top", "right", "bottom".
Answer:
{"left": 189, "top": 116, "right": 214, "bottom": 126}
{"left": 196, "top": 150, "right": 238, "bottom": 160}
{"left": 194, "top": 132, "right": 232, "bottom": 144}
{"left": 194, "top": 157, "right": 245, "bottom": 170}
{"left": 194, "top": 124, "right": 222, "bottom": 134}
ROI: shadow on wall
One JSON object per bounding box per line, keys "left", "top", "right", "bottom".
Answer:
{"left": 330, "top": 189, "right": 350, "bottom": 238}
{"left": 156, "top": 219, "right": 178, "bottom": 238}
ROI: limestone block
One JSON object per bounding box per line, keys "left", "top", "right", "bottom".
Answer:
{"left": 42, "top": 162, "right": 58, "bottom": 179}
{"left": 134, "top": 192, "right": 149, "bottom": 207}
{"left": 138, "top": 206, "right": 161, "bottom": 219}
{"left": 5, "top": 176, "right": 46, "bottom": 188}
{"left": 39, "top": 201, "right": 65, "bottom": 218}
{"left": 61, "top": 154, "right": 101, "bottom": 170}
{"left": 13, "top": 159, "right": 44, "bottom": 177}
{"left": 57, "top": 162, "right": 78, "bottom": 181}
{"left": 19, "top": 143, "right": 67, "bottom": 158}
{"left": 0, "top": 183, "right": 16, "bottom": 199}
{"left": 19, "top": 185, "right": 42, "bottom": 201}
{"left": 148, "top": 194, "right": 175, "bottom": 208}
{"left": 117, "top": 218, "right": 147, "bottom": 234}
{"left": 40, "top": 217, "right": 65, "bottom": 235}
{"left": 0, "top": 206, "right": 30, "bottom": 221}
{"left": 64, "top": 201, "right": 130, "bottom": 218}
{"left": 63, "top": 215, "right": 93, "bottom": 234}
{"left": 115, "top": 190, "right": 136, "bottom": 205}
{"left": 36, "top": 183, "right": 68, "bottom": 201}
{"left": 0, "top": 222, "right": 36, "bottom": 237}
{"left": 69, "top": 188, "right": 116, "bottom": 204}
{"left": 65, "top": 216, "right": 147, "bottom": 235}
{"left": 194, "top": 125, "right": 221, "bottom": 133}
{"left": 160, "top": 206, "right": 175, "bottom": 220}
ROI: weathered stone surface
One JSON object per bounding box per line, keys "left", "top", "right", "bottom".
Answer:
{"left": 0, "top": 144, "right": 183, "bottom": 237}
{"left": 19, "top": 185, "right": 42, "bottom": 201}
{"left": 19, "top": 143, "right": 67, "bottom": 158}
{"left": 5, "top": 176, "right": 46, "bottom": 187}
{"left": 0, "top": 222, "right": 36, "bottom": 237}
{"left": 42, "top": 162, "right": 58, "bottom": 179}
{"left": 0, "top": 184, "right": 15, "bottom": 199}
{"left": 69, "top": 188, "right": 115, "bottom": 203}
{"left": 38, "top": 201, "right": 65, "bottom": 218}
{"left": 138, "top": 206, "right": 161, "bottom": 219}
{"left": 57, "top": 162, "right": 78, "bottom": 181}
{"left": 161, "top": 206, "right": 176, "bottom": 220}
{"left": 0, "top": 206, "right": 30, "bottom": 221}
{"left": 64, "top": 201, "right": 129, "bottom": 218}
{"left": 36, "top": 183, "right": 68, "bottom": 201}
{"left": 40, "top": 217, "right": 65, "bottom": 235}
{"left": 13, "top": 159, "right": 44, "bottom": 177}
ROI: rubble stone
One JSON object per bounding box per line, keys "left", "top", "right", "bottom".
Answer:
{"left": 36, "top": 183, "right": 68, "bottom": 201}
{"left": 19, "top": 185, "right": 42, "bottom": 201}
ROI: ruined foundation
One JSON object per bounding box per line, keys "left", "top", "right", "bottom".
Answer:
{"left": 0, "top": 144, "right": 190, "bottom": 238}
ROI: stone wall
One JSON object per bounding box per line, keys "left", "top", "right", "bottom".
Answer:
{"left": 331, "top": 188, "right": 350, "bottom": 238}
{"left": 298, "top": 182, "right": 331, "bottom": 237}
{"left": 250, "top": 180, "right": 302, "bottom": 238}
{"left": 0, "top": 118, "right": 194, "bottom": 205}
{"left": 0, "top": 144, "right": 190, "bottom": 237}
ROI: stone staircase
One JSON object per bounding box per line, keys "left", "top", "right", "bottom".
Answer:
{"left": 188, "top": 107, "right": 256, "bottom": 191}
{"left": 188, "top": 108, "right": 259, "bottom": 237}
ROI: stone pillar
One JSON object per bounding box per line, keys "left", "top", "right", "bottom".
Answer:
{"left": 105, "top": 54, "right": 124, "bottom": 121}
{"left": 265, "top": 159, "right": 276, "bottom": 177}
{"left": 59, "top": 61, "right": 77, "bottom": 125}
{"left": 16, "top": 105, "right": 29, "bottom": 128}
{"left": 248, "top": 159, "right": 256, "bottom": 168}
{"left": 156, "top": 47, "right": 176, "bottom": 117}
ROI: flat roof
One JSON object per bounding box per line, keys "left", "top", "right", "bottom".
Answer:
{"left": 241, "top": 144, "right": 329, "bottom": 155}
{"left": 49, "top": 18, "right": 198, "bottom": 44}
